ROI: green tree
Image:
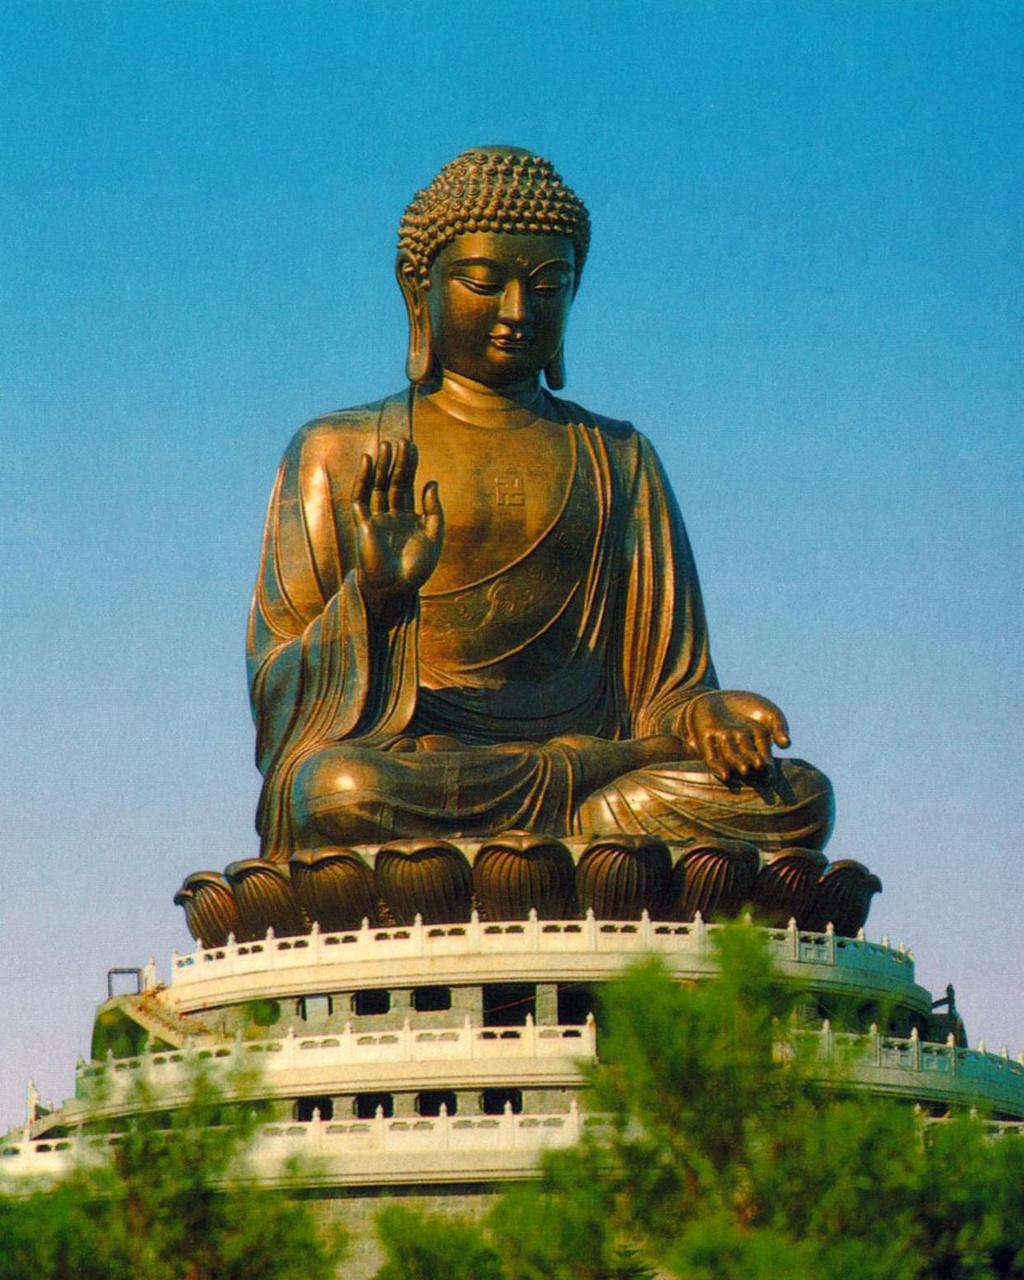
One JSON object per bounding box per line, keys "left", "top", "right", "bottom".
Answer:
{"left": 374, "top": 1206, "right": 506, "bottom": 1280}
{"left": 0, "top": 1061, "right": 346, "bottom": 1280}
{"left": 374, "top": 924, "right": 1024, "bottom": 1280}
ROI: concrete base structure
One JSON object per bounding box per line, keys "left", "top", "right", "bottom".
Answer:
{"left": 5, "top": 913, "right": 1024, "bottom": 1278}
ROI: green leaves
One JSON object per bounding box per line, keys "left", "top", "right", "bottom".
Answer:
{"left": 0, "top": 1062, "right": 346, "bottom": 1280}
{"left": 373, "top": 922, "right": 1024, "bottom": 1280}
{"left": 6, "top": 922, "right": 1022, "bottom": 1279}
{"left": 374, "top": 1206, "right": 504, "bottom": 1280}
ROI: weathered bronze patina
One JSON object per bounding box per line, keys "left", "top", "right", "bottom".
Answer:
{"left": 177, "top": 146, "right": 873, "bottom": 941}
{"left": 248, "top": 147, "right": 833, "bottom": 857}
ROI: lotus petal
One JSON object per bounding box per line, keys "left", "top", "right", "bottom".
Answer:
{"left": 804, "top": 860, "right": 883, "bottom": 935}
{"left": 289, "top": 848, "right": 379, "bottom": 931}
{"left": 375, "top": 840, "right": 472, "bottom": 925}
{"left": 473, "top": 832, "right": 575, "bottom": 920}
{"left": 225, "top": 859, "right": 310, "bottom": 938}
{"left": 750, "top": 847, "right": 828, "bottom": 928}
{"left": 576, "top": 836, "right": 671, "bottom": 919}
{"left": 174, "top": 870, "right": 249, "bottom": 947}
{"left": 666, "top": 840, "right": 760, "bottom": 922}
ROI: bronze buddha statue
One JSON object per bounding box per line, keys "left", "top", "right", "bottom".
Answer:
{"left": 176, "top": 146, "right": 874, "bottom": 948}
{"left": 247, "top": 147, "right": 833, "bottom": 859}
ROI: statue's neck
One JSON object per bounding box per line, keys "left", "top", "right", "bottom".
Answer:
{"left": 427, "top": 370, "right": 546, "bottom": 428}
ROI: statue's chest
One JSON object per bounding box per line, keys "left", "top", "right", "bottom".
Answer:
{"left": 416, "top": 420, "right": 578, "bottom": 597}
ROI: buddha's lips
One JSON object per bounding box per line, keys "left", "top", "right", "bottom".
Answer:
{"left": 490, "top": 332, "right": 533, "bottom": 350}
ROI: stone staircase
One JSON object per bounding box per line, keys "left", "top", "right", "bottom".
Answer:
{"left": 90, "top": 991, "right": 220, "bottom": 1059}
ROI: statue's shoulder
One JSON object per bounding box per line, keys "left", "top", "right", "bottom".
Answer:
{"left": 546, "top": 393, "right": 636, "bottom": 444}
{"left": 282, "top": 391, "right": 406, "bottom": 467}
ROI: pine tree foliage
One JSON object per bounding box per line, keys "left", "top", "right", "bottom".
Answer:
{"left": 0, "top": 1062, "right": 347, "bottom": 1280}
{"left": 374, "top": 924, "right": 1024, "bottom": 1280}
{"left": 4, "top": 926, "right": 1022, "bottom": 1278}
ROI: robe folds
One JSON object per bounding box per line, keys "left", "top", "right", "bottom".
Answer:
{"left": 248, "top": 389, "right": 833, "bottom": 859}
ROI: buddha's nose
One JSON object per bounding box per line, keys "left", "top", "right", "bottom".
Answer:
{"left": 497, "top": 277, "right": 530, "bottom": 327}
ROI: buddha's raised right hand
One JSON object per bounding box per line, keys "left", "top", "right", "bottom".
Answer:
{"left": 351, "top": 439, "right": 444, "bottom": 625}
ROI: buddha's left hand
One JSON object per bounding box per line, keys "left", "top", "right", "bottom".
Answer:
{"left": 688, "top": 690, "right": 791, "bottom": 783}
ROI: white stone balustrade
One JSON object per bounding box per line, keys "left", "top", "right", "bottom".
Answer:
{"left": 73, "top": 1017, "right": 597, "bottom": 1112}
{"left": 78, "top": 1014, "right": 1024, "bottom": 1110}
{"left": 256, "top": 1099, "right": 588, "bottom": 1159}
{"left": 816, "top": 1023, "right": 1024, "bottom": 1113}
{"left": 168, "top": 913, "right": 917, "bottom": 994}
{"left": 8, "top": 1040, "right": 1024, "bottom": 1188}
{"left": 9, "top": 1016, "right": 1024, "bottom": 1187}
{"left": 1, "top": 1105, "right": 594, "bottom": 1188}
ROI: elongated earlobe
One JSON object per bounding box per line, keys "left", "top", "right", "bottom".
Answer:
{"left": 406, "top": 320, "right": 434, "bottom": 384}
{"left": 395, "top": 253, "right": 435, "bottom": 385}
{"left": 544, "top": 344, "right": 566, "bottom": 391}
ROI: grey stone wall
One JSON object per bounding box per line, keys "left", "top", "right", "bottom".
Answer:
{"left": 181, "top": 978, "right": 583, "bottom": 1041}
{"left": 307, "top": 1183, "right": 501, "bottom": 1280}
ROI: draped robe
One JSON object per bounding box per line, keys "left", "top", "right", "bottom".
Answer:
{"left": 248, "top": 389, "right": 832, "bottom": 859}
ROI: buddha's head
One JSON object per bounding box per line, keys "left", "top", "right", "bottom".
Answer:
{"left": 397, "top": 146, "right": 590, "bottom": 390}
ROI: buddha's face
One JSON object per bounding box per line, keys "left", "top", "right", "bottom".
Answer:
{"left": 426, "top": 232, "right": 575, "bottom": 388}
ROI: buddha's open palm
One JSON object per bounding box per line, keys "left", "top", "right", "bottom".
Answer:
{"left": 352, "top": 439, "right": 443, "bottom": 623}
{"left": 689, "top": 689, "right": 791, "bottom": 782}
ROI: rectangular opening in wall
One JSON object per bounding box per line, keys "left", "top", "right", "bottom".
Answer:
{"left": 416, "top": 1089, "right": 457, "bottom": 1116}
{"left": 354, "top": 1092, "right": 393, "bottom": 1119}
{"left": 352, "top": 988, "right": 391, "bottom": 1016}
{"left": 299, "top": 994, "right": 332, "bottom": 1021}
{"left": 293, "top": 1096, "right": 334, "bottom": 1122}
{"left": 412, "top": 985, "right": 452, "bottom": 1012}
{"left": 557, "top": 983, "right": 596, "bottom": 1026}
{"left": 481, "top": 1087, "right": 523, "bottom": 1115}
{"left": 482, "top": 982, "right": 535, "bottom": 1027}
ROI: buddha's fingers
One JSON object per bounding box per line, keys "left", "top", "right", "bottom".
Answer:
{"left": 703, "top": 734, "right": 731, "bottom": 783}
{"left": 370, "top": 441, "right": 393, "bottom": 514}
{"left": 731, "top": 693, "right": 790, "bottom": 751}
{"left": 765, "top": 707, "right": 790, "bottom": 750}
{"left": 351, "top": 453, "right": 374, "bottom": 524}
{"left": 389, "top": 439, "right": 417, "bottom": 513}
{"left": 422, "top": 481, "right": 443, "bottom": 544}
{"left": 748, "top": 725, "right": 773, "bottom": 773}
{"left": 721, "top": 730, "right": 752, "bottom": 777}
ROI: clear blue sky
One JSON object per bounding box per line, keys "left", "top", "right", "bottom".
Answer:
{"left": 2, "top": 0, "right": 1021, "bottom": 1130}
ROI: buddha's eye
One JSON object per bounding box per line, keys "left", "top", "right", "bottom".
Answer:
{"left": 531, "top": 274, "right": 571, "bottom": 295}
{"left": 451, "top": 273, "right": 503, "bottom": 295}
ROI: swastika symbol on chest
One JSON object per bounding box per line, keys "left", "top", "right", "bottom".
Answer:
{"left": 494, "top": 473, "right": 525, "bottom": 506}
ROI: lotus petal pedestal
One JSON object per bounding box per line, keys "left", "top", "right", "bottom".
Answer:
{"left": 374, "top": 840, "right": 473, "bottom": 925}
{"left": 473, "top": 833, "right": 576, "bottom": 920}
{"left": 575, "top": 836, "right": 672, "bottom": 919}
{"left": 667, "top": 840, "right": 761, "bottom": 922}
{"left": 224, "top": 859, "right": 309, "bottom": 939}
{"left": 173, "top": 870, "right": 249, "bottom": 947}
{"left": 750, "top": 848, "right": 828, "bottom": 928}
{"left": 289, "top": 848, "right": 380, "bottom": 931}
